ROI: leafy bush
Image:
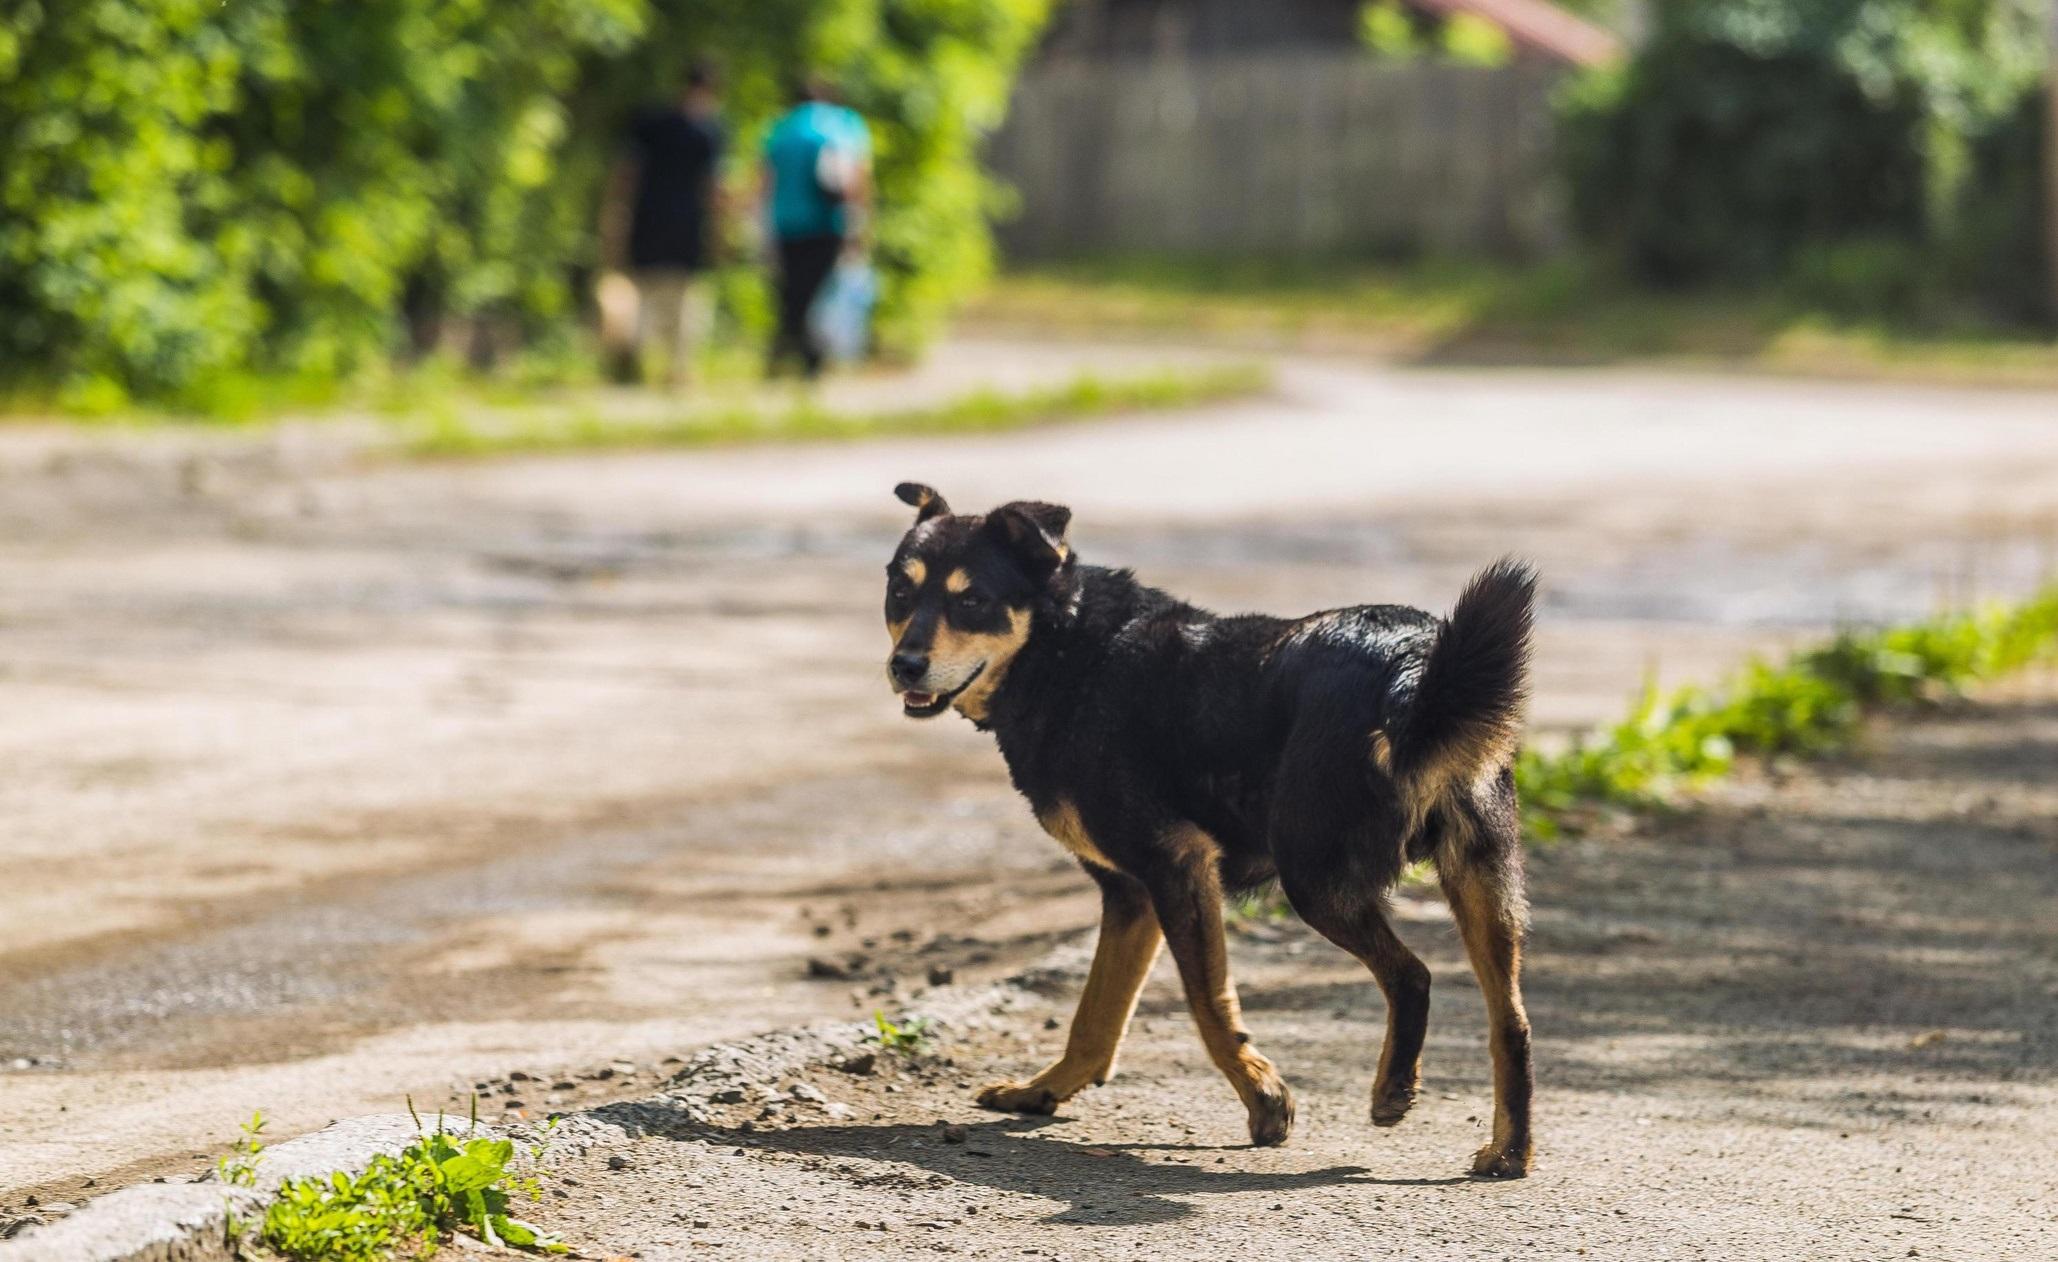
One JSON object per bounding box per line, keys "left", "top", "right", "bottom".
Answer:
{"left": 1560, "top": 0, "right": 2050, "bottom": 314}
{"left": 0, "top": 0, "right": 1053, "bottom": 405}
{"left": 1356, "top": 2, "right": 1514, "bottom": 66}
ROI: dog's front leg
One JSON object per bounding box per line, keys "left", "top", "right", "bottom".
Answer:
{"left": 1148, "top": 826, "right": 1295, "bottom": 1147}
{"left": 977, "top": 868, "right": 1162, "bottom": 1115}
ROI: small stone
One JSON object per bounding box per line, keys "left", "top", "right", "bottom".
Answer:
{"left": 808, "top": 954, "right": 868, "bottom": 980}
{"left": 926, "top": 965, "right": 955, "bottom": 987}
{"left": 833, "top": 1052, "right": 878, "bottom": 1077}
{"left": 607, "top": 1155, "right": 629, "bottom": 1171}
{"left": 552, "top": 1080, "right": 577, "bottom": 1091}
{"left": 710, "top": 1087, "right": 749, "bottom": 1104}
{"left": 790, "top": 1082, "right": 827, "bottom": 1104}
{"left": 509, "top": 1071, "right": 533, "bottom": 1082}
{"left": 1043, "top": 1017, "right": 1061, "bottom": 1030}
{"left": 941, "top": 1124, "right": 968, "bottom": 1144}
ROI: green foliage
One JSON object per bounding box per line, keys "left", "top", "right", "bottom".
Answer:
{"left": 1357, "top": 2, "right": 1513, "bottom": 66}
{"left": 1358, "top": 3, "right": 1424, "bottom": 57}
{"left": 403, "top": 363, "right": 1271, "bottom": 457}
{"left": 1560, "top": 0, "right": 2050, "bottom": 315}
{"left": 872, "top": 1010, "right": 934, "bottom": 1055}
{"left": 1439, "top": 14, "right": 1514, "bottom": 68}
{"left": 1519, "top": 587, "right": 2058, "bottom": 836}
{"left": 0, "top": 0, "right": 1053, "bottom": 403}
{"left": 260, "top": 1102, "right": 565, "bottom": 1260}
{"left": 218, "top": 1110, "right": 267, "bottom": 1188}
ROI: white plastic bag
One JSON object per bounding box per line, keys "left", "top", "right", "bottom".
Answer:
{"left": 809, "top": 258, "right": 877, "bottom": 363}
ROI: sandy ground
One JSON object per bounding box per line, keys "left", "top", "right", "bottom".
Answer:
{"left": 525, "top": 685, "right": 2058, "bottom": 1261}
{"left": 3, "top": 339, "right": 2057, "bottom": 1229}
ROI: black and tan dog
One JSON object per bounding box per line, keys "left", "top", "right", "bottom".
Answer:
{"left": 882, "top": 483, "right": 1537, "bottom": 1178}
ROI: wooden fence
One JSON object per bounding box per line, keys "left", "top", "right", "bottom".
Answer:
{"left": 986, "top": 52, "right": 1570, "bottom": 260}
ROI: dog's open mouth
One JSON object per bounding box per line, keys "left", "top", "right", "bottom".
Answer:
{"left": 901, "top": 663, "right": 984, "bottom": 718}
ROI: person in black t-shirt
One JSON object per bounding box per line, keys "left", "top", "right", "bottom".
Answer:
{"left": 602, "top": 64, "right": 726, "bottom": 388}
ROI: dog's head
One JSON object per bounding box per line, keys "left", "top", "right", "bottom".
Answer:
{"left": 883, "top": 482, "right": 1072, "bottom": 721}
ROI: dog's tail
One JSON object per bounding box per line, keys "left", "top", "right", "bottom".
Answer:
{"left": 1382, "top": 558, "right": 1536, "bottom": 803}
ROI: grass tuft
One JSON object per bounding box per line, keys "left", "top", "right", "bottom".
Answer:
{"left": 972, "top": 257, "right": 2058, "bottom": 387}
{"left": 872, "top": 1011, "right": 935, "bottom": 1056}
{"left": 401, "top": 364, "right": 1271, "bottom": 459}
{"left": 1519, "top": 588, "right": 2058, "bottom": 837}
{"left": 225, "top": 1097, "right": 566, "bottom": 1260}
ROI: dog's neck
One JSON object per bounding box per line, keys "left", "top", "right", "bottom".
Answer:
{"left": 969, "top": 562, "right": 1158, "bottom": 744}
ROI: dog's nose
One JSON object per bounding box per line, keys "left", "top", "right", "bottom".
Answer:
{"left": 889, "top": 650, "right": 928, "bottom": 687}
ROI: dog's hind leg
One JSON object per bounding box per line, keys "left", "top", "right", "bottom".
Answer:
{"left": 1146, "top": 825, "right": 1295, "bottom": 1147}
{"left": 977, "top": 866, "right": 1162, "bottom": 1115}
{"left": 1280, "top": 873, "right": 1432, "bottom": 1128}
{"left": 1436, "top": 809, "right": 1533, "bottom": 1178}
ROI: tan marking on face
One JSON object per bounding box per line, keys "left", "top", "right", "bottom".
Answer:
{"left": 1037, "top": 799, "right": 1117, "bottom": 870}
{"left": 943, "top": 607, "right": 1033, "bottom": 721}
{"left": 887, "top": 557, "right": 925, "bottom": 645}
{"left": 1370, "top": 731, "right": 1393, "bottom": 773}
{"left": 945, "top": 567, "right": 972, "bottom": 594}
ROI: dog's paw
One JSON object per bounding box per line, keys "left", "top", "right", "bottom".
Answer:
{"left": 1369, "top": 1082, "right": 1417, "bottom": 1128}
{"left": 975, "top": 1080, "right": 1060, "bottom": 1115}
{"left": 1467, "top": 1142, "right": 1531, "bottom": 1180}
{"left": 1246, "top": 1081, "right": 1295, "bottom": 1147}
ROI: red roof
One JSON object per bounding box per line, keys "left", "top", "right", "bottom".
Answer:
{"left": 1406, "top": 0, "right": 1624, "bottom": 67}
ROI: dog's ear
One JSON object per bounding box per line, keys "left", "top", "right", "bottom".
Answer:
{"left": 894, "top": 482, "right": 951, "bottom": 524}
{"left": 986, "top": 501, "right": 1072, "bottom": 579}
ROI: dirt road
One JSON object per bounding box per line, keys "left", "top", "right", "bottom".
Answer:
{"left": 3, "top": 340, "right": 2057, "bottom": 1221}
{"left": 530, "top": 685, "right": 2058, "bottom": 1260}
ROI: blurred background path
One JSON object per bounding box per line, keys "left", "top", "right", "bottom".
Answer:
{"left": 4, "top": 340, "right": 2058, "bottom": 1206}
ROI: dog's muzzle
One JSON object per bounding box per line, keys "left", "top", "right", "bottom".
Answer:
{"left": 896, "top": 662, "right": 985, "bottom": 718}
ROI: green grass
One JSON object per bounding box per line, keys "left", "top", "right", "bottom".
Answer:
{"left": 872, "top": 1010, "right": 935, "bottom": 1056}
{"left": 971, "top": 256, "right": 2058, "bottom": 386}
{"left": 1520, "top": 587, "right": 2058, "bottom": 837}
{"left": 401, "top": 363, "right": 1272, "bottom": 458}
{"left": 222, "top": 1098, "right": 565, "bottom": 1260}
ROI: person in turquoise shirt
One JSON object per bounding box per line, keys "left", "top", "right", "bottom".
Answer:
{"left": 760, "top": 77, "right": 871, "bottom": 378}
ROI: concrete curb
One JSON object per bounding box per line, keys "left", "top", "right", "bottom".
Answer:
{"left": 0, "top": 1114, "right": 479, "bottom": 1262}
{"left": 1, "top": 942, "right": 1089, "bottom": 1261}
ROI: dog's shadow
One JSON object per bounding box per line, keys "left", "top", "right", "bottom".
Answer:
{"left": 599, "top": 1105, "right": 1466, "bottom": 1225}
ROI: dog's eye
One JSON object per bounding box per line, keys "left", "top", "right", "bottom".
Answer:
{"left": 888, "top": 580, "right": 913, "bottom": 602}
{"left": 956, "top": 592, "right": 988, "bottom": 613}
